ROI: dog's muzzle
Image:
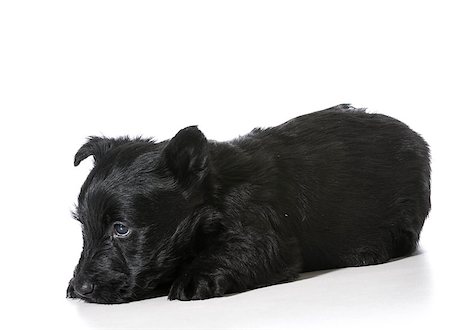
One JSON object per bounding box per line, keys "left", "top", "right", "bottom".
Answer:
{"left": 67, "top": 277, "right": 95, "bottom": 298}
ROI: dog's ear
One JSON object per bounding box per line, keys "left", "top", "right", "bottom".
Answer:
{"left": 74, "top": 136, "right": 127, "bottom": 166}
{"left": 163, "top": 126, "right": 209, "bottom": 187}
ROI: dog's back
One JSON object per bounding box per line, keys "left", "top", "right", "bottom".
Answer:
{"left": 229, "top": 104, "right": 430, "bottom": 271}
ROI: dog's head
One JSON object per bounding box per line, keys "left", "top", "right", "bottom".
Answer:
{"left": 67, "top": 127, "right": 210, "bottom": 303}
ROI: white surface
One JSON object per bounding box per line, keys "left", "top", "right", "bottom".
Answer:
{"left": 66, "top": 251, "right": 443, "bottom": 329}
{"left": 1, "top": 1, "right": 449, "bottom": 329}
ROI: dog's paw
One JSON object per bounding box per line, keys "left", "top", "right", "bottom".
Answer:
{"left": 168, "top": 272, "right": 228, "bottom": 301}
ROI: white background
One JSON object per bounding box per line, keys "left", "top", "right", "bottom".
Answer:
{"left": 1, "top": 1, "right": 449, "bottom": 329}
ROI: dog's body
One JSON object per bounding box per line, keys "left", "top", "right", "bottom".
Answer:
{"left": 67, "top": 104, "right": 430, "bottom": 303}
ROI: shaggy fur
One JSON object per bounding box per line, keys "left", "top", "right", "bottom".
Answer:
{"left": 67, "top": 104, "right": 431, "bottom": 303}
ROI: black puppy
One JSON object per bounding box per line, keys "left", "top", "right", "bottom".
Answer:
{"left": 67, "top": 104, "right": 431, "bottom": 303}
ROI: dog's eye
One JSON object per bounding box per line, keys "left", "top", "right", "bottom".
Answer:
{"left": 113, "top": 223, "right": 129, "bottom": 236}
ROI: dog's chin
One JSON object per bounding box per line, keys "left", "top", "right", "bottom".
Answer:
{"left": 67, "top": 291, "right": 131, "bottom": 304}
{"left": 66, "top": 281, "right": 168, "bottom": 304}
{"left": 74, "top": 296, "right": 130, "bottom": 304}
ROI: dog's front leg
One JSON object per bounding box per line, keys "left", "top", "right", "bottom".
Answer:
{"left": 168, "top": 232, "right": 302, "bottom": 301}
{"left": 168, "top": 263, "right": 229, "bottom": 301}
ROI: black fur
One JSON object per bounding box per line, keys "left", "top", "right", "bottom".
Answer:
{"left": 67, "top": 104, "right": 431, "bottom": 303}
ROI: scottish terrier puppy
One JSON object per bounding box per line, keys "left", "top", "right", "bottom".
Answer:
{"left": 67, "top": 104, "right": 430, "bottom": 303}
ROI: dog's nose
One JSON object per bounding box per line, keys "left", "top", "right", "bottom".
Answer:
{"left": 74, "top": 280, "right": 94, "bottom": 296}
